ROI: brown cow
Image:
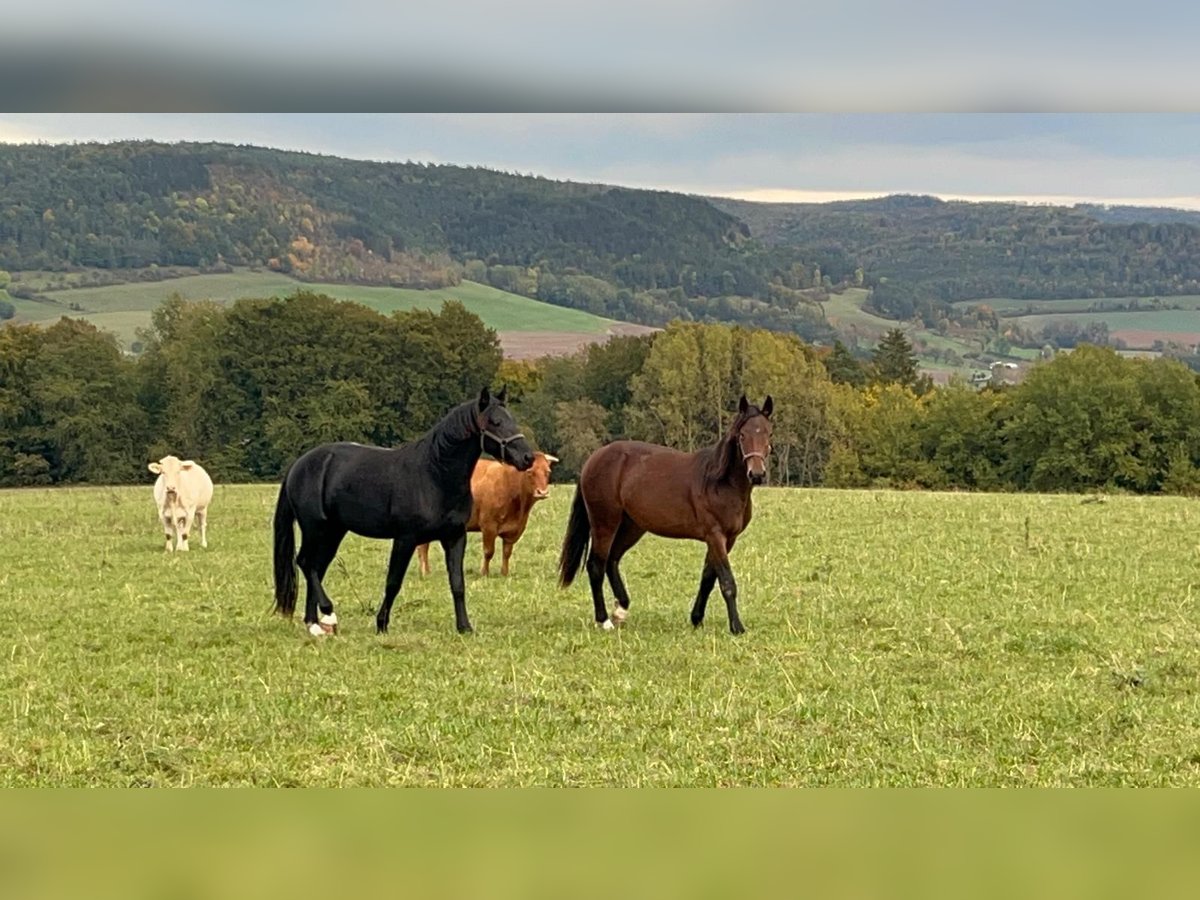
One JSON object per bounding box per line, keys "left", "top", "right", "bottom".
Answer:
{"left": 418, "top": 452, "right": 557, "bottom": 577}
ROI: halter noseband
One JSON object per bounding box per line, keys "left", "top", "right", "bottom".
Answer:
{"left": 481, "top": 428, "right": 525, "bottom": 464}
{"left": 737, "top": 432, "right": 770, "bottom": 463}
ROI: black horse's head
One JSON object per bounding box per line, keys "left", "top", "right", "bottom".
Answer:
{"left": 476, "top": 385, "right": 535, "bottom": 471}
{"left": 735, "top": 394, "right": 774, "bottom": 485}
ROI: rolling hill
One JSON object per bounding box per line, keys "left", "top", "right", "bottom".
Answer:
{"left": 7, "top": 270, "right": 650, "bottom": 358}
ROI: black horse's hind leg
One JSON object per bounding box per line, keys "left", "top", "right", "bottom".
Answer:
{"left": 376, "top": 537, "right": 417, "bottom": 634}
{"left": 441, "top": 531, "right": 473, "bottom": 634}
{"left": 690, "top": 560, "right": 718, "bottom": 628}
{"left": 605, "top": 517, "right": 645, "bottom": 625}
{"left": 297, "top": 525, "right": 347, "bottom": 631}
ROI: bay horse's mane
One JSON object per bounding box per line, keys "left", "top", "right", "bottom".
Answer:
{"left": 703, "top": 404, "right": 760, "bottom": 485}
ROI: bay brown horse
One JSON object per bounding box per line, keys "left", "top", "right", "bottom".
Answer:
{"left": 558, "top": 395, "right": 773, "bottom": 634}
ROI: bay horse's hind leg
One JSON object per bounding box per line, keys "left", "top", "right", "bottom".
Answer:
{"left": 585, "top": 507, "right": 624, "bottom": 630}
{"left": 606, "top": 516, "right": 645, "bottom": 626}
{"left": 297, "top": 525, "right": 346, "bottom": 636}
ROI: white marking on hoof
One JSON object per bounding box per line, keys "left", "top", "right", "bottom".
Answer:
{"left": 599, "top": 619, "right": 615, "bottom": 631}
{"left": 611, "top": 605, "right": 628, "bottom": 625}
{"left": 318, "top": 612, "right": 338, "bottom": 634}
{"left": 307, "top": 622, "right": 327, "bottom": 637}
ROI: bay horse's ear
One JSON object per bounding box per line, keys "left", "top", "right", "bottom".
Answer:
{"left": 496, "top": 384, "right": 508, "bottom": 404}
{"left": 762, "top": 395, "right": 774, "bottom": 418}
{"left": 738, "top": 395, "right": 749, "bottom": 415}
{"left": 477, "top": 387, "right": 490, "bottom": 410}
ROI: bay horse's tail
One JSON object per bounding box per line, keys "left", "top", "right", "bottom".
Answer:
{"left": 558, "top": 487, "right": 591, "bottom": 588}
{"left": 273, "top": 472, "right": 298, "bottom": 616}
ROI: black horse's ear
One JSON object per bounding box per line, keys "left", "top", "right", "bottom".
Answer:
{"left": 477, "top": 387, "right": 490, "bottom": 410}
{"left": 496, "top": 384, "right": 508, "bottom": 404}
{"left": 762, "top": 395, "right": 774, "bottom": 418}
{"left": 738, "top": 395, "right": 749, "bottom": 415}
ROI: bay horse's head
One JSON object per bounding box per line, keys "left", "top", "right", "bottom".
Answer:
{"left": 735, "top": 395, "right": 774, "bottom": 485}
{"left": 477, "top": 385, "right": 535, "bottom": 471}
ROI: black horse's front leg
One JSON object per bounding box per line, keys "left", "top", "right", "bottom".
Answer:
{"left": 441, "top": 531, "right": 473, "bottom": 633}
{"left": 376, "top": 537, "right": 416, "bottom": 634}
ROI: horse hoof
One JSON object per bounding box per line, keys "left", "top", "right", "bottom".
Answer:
{"left": 730, "top": 623, "right": 746, "bottom": 636}
{"left": 611, "top": 606, "right": 628, "bottom": 625}
{"left": 599, "top": 619, "right": 615, "bottom": 631}
{"left": 457, "top": 625, "right": 475, "bottom": 635}
{"left": 307, "top": 622, "right": 328, "bottom": 638}
{"left": 318, "top": 612, "right": 338, "bottom": 635}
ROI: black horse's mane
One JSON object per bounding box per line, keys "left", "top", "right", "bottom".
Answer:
{"left": 412, "top": 400, "right": 481, "bottom": 473}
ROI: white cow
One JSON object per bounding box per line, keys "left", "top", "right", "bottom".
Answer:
{"left": 149, "top": 455, "right": 214, "bottom": 552}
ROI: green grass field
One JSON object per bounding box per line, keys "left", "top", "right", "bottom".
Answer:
{"left": 11, "top": 271, "right": 614, "bottom": 347}
{"left": 3, "top": 483, "right": 1199, "bottom": 786}
{"left": 1010, "top": 309, "right": 1200, "bottom": 341}
{"left": 955, "top": 295, "right": 1200, "bottom": 315}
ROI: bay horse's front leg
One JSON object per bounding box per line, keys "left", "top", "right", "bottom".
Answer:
{"left": 690, "top": 559, "right": 718, "bottom": 628}
{"left": 442, "top": 531, "right": 473, "bottom": 634}
{"left": 376, "top": 537, "right": 417, "bottom": 634}
{"left": 703, "top": 532, "right": 745, "bottom": 635}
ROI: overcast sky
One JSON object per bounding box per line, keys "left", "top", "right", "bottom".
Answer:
{"left": 4, "top": 113, "right": 1200, "bottom": 210}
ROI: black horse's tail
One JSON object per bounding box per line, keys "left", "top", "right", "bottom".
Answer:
{"left": 273, "top": 473, "right": 298, "bottom": 616}
{"left": 558, "top": 487, "right": 591, "bottom": 588}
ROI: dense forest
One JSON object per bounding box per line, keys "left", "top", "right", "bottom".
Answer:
{"left": 713, "top": 194, "right": 1200, "bottom": 324}
{"left": 4, "top": 293, "right": 1200, "bottom": 497}
{"left": 0, "top": 141, "right": 834, "bottom": 342}
{"left": 8, "top": 142, "right": 1200, "bottom": 347}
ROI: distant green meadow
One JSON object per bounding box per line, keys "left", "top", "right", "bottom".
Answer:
{"left": 3, "top": 484, "right": 1199, "bottom": 786}
{"left": 956, "top": 295, "right": 1200, "bottom": 315}
{"left": 10, "top": 272, "right": 613, "bottom": 348}
{"left": 1009, "top": 309, "right": 1200, "bottom": 344}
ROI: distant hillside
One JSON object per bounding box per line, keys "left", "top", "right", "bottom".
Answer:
{"left": 1074, "top": 203, "right": 1200, "bottom": 227}
{"left": 0, "top": 141, "right": 836, "bottom": 341}
{"left": 9, "top": 140, "right": 1200, "bottom": 356}
{"left": 711, "top": 193, "right": 1200, "bottom": 318}
{"left": 8, "top": 270, "right": 642, "bottom": 358}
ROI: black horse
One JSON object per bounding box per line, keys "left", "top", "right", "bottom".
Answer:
{"left": 273, "top": 387, "right": 534, "bottom": 635}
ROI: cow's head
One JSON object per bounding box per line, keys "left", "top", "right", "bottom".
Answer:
{"left": 148, "top": 455, "right": 197, "bottom": 498}
{"left": 527, "top": 453, "right": 558, "bottom": 501}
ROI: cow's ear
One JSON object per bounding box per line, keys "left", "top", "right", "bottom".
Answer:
{"left": 477, "top": 387, "right": 490, "bottom": 411}
{"left": 148, "top": 462, "right": 162, "bottom": 474}
{"left": 181, "top": 460, "right": 195, "bottom": 469}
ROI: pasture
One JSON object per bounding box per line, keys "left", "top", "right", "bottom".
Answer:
{"left": 9, "top": 271, "right": 618, "bottom": 351}
{"left": 3, "top": 484, "right": 1200, "bottom": 786}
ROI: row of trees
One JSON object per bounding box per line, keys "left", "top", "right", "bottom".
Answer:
{"left": 0, "top": 294, "right": 501, "bottom": 484}
{"left": 4, "top": 297, "right": 1200, "bottom": 495}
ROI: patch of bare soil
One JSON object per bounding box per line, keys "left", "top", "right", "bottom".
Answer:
{"left": 499, "top": 323, "right": 660, "bottom": 360}
{"left": 1112, "top": 329, "right": 1200, "bottom": 349}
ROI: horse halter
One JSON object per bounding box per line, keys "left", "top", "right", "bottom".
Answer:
{"left": 737, "top": 428, "right": 771, "bottom": 465}
{"left": 481, "top": 428, "right": 526, "bottom": 463}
